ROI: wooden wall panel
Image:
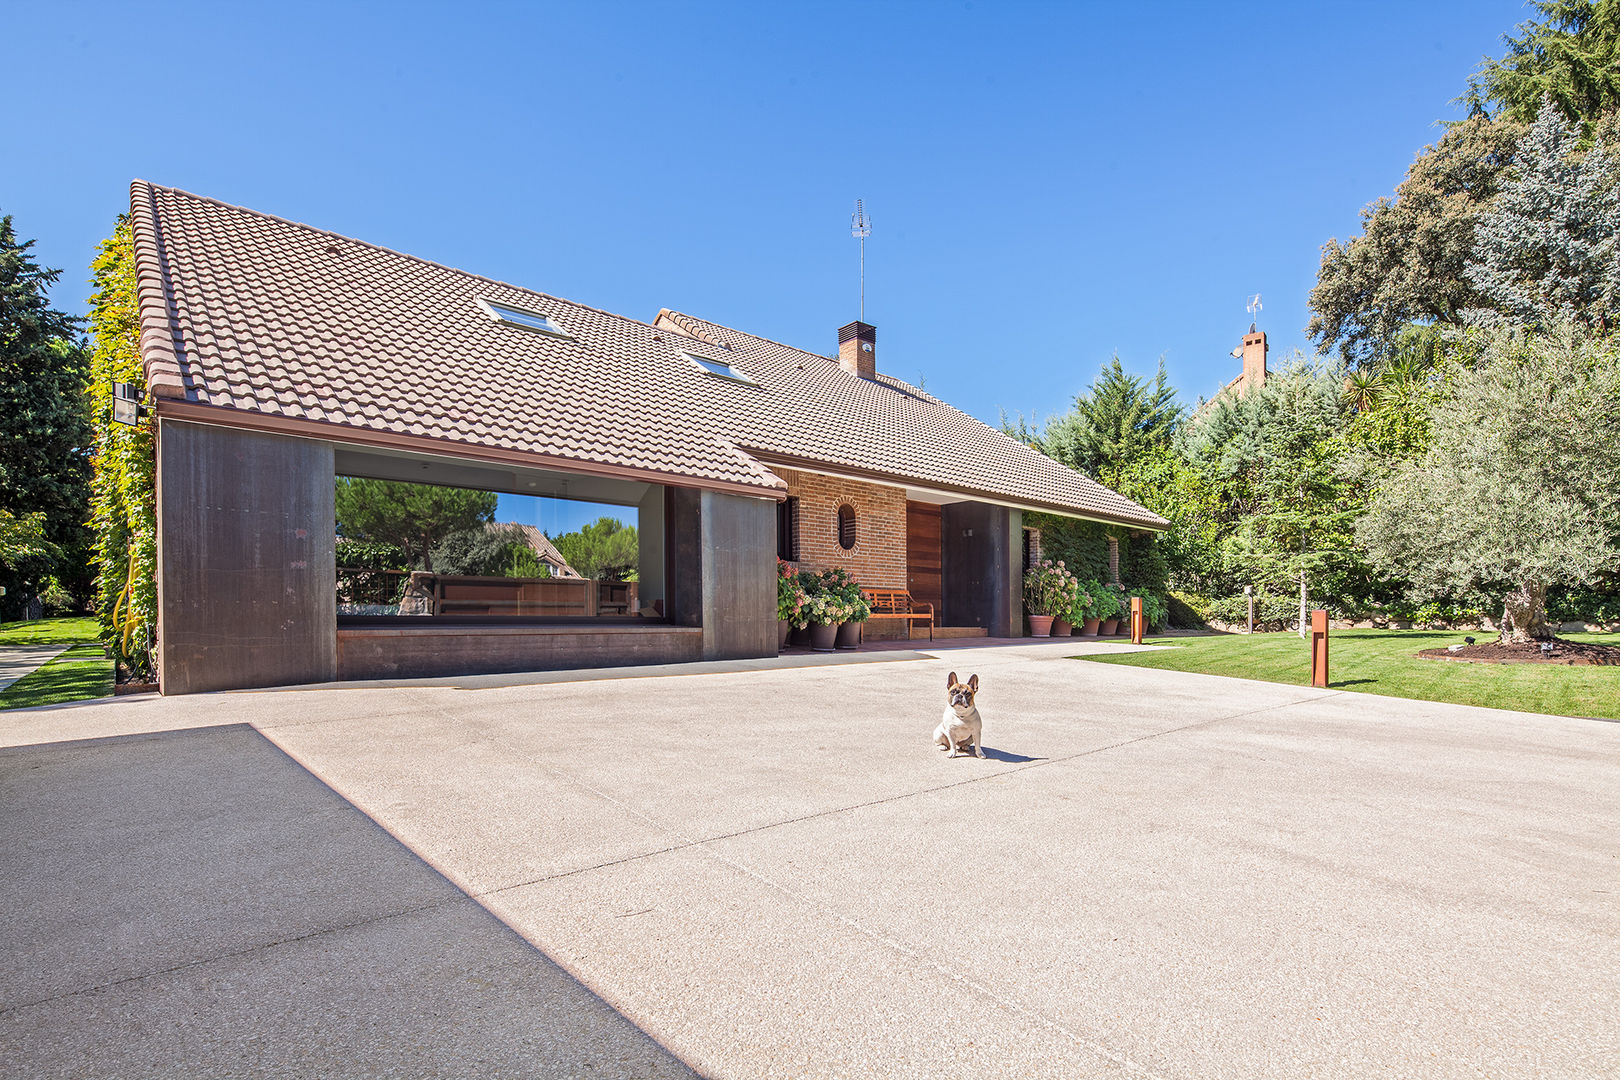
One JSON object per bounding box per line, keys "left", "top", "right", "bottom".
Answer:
{"left": 906, "top": 502, "right": 942, "bottom": 616}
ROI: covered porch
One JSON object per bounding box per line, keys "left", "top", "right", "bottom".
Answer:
{"left": 154, "top": 420, "right": 780, "bottom": 693}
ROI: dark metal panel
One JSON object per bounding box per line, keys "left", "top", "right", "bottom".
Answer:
{"left": 700, "top": 492, "right": 777, "bottom": 661}
{"left": 157, "top": 421, "right": 337, "bottom": 693}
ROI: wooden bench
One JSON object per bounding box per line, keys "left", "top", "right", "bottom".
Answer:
{"left": 860, "top": 588, "right": 934, "bottom": 642}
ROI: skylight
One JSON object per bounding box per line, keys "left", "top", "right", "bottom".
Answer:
{"left": 477, "top": 297, "right": 571, "bottom": 338}
{"left": 685, "top": 352, "right": 757, "bottom": 385}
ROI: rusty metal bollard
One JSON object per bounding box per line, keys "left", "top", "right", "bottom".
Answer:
{"left": 1309, "top": 609, "right": 1329, "bottom": 688}
{"left": 1130, "top": 596, "right": 1145, "bottom": 644}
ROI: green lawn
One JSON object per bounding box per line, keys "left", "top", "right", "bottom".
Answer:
{"left": 0, "top": 643, "right": 116, "bottom": 710}
{"left": 0, "top": 617, "right": 114, "bottom": 710}
{"left": 0, "top": 616, "right": 101, "bottom": 648}
{"left": 1080, "top": 629, "right": 1620, "bottom": 721}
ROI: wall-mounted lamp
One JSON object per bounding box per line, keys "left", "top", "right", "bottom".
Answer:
{"left": 111, "top": 381, "right": 146, "bottom": 426}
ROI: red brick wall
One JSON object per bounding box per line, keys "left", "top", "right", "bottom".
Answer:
{"left": 776, "top": 467, "right": 907, "bottom": 589}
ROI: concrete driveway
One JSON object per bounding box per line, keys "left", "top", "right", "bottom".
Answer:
{"left": 2, "top": 640, "right": 1616, "bottom": 1078}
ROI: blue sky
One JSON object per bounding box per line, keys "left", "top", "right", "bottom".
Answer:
{"left": 8, "top": 1, "right": 1525, "bottom": 433}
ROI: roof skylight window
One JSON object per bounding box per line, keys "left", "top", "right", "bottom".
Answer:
{"left": 685, "top": 352, "right": 757, "bottom": 385}
{"left": 477, "top": 297, "right": 571, "bottom": 338}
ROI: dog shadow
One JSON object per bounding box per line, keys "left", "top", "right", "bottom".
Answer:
{"left": 978, "top": 746, "right": 1044, "bottom": 763}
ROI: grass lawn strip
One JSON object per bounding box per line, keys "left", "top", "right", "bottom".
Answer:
{"left": 1080, "top": 629, "right": 1620, "bottom": 722}
{"left": 0, "top": 643, "right": 116, "bottom": 710}
{"left": 0, "top": 616, "right": 101, "bottom": 648}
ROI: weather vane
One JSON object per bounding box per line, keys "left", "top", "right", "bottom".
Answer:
{"left": 852, "top": 199, "right": 871, "bottom": 323}
{"left": 1247, "top": 292, "right": 1262, "bottom": 330}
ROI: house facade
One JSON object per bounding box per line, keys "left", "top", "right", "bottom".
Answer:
{"left": 128, "top": 182, "right": 1166, "bottom": 693}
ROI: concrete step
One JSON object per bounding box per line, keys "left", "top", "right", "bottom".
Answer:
{"left": 915, "top": 626, "right": 989, "bottom": 640}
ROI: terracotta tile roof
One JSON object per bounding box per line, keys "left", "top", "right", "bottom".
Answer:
{"left": 130, "top": 181, "right": 1166, "bottom": 529}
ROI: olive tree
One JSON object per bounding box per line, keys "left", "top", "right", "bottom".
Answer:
{"left": 1358, "top": 324, "right": 1620, "bottom": 641}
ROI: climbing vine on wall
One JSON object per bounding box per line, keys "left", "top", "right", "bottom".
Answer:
{"left": 87, "top": 216, "right": 157, "bottom": 678}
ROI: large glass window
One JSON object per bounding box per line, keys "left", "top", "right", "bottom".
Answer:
{"left": 334, "top": 476, "right": 648, "bottom": 620}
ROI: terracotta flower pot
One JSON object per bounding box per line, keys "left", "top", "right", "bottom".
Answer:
{"left": 1082, "top": 618, "right": 1101, "bottom": 636}
{"left": 1028, "top": 614, "right": 1055, "bottom": 638}
{"left": 778, "top": 619, "right": 791, "bottom": 649}
{"left": 809, "top": 622, "right": 839, "bottom": 652}
{"left": 836, "top": 621, "right": 862, "bottom": 649}
{"left": 1052, "top": 617, "right": 1073, "bottom": 637}
{"left": 1102, "top": 618, "right": 1120, "bottom": 635}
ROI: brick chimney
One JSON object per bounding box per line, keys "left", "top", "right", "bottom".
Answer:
{"left": 1239, "top": 325, "right": 1267, "bottom": 397}
{"left": 838, "top": 320, "right": 876, "bottom": 380}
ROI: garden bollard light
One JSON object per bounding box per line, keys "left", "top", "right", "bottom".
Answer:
{"left": 1309, "top": 608, "right": 1329, "bottom": 688}
{"left": 1130, "top": 596, "right": 1145, "bottom": 645}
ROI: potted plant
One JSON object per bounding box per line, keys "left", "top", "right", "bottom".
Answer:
{"left": 1093, "top": 582, "right": 1123, "bottom": 634}
{"left": 1074, "top": 578, "right": 1105, "bottom": 635}
{"left": 818, "top": 567, "right": 871, "bottom": 649}
{"left": 777, "top": 559, "right": 806, "bottom": 648}
{"left": 1101, "top": 582, "right": 1127, "bottom": 634}
{"left": 803, "top": 589, "right": 846, "bottom": 652}
{"left": 1068, "top": 581, "right": 1095, "bottom": 636}
{"left": 1023, "top": 559, "right": 1078, "bottom": 637}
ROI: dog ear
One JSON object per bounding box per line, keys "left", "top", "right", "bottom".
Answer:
{"left": 968, "top": 674, "right": 979, "bottom": 690}
{"left": 946, "top": 671, "right": 958, "bottom": 688}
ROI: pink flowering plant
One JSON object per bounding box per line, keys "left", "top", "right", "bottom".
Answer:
{"left": 777, "top": 559, "right": 809, "bottom": 625}
{"left": 1023, "top": 559, "right": 1080, "bottom": 617}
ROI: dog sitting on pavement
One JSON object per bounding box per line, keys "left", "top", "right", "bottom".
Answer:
{"left": 934, "top": 672, "right": 985, "bottom": 758}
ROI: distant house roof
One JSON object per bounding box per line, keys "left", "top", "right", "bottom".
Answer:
{"left": 129, "top": 181, "right": 1167, "bottom": 530}
{"left": 501, "top": 523, "right": 580, "bottom": 578}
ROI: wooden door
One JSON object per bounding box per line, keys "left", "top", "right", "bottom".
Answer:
{"left": 906, "top": 502, "right": 942, "bottom": 616}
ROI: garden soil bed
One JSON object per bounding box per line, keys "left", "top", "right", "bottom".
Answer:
{"left": 1418, "top": 638, "right": 1620, "bottom": 666}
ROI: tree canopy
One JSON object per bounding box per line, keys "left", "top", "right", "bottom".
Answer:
{"left": 1465, "top": 97, "right": 1620, "bottom": 331}
{"left": 0, "top": 214, "right": 93, "bottom": 618}
{"left": 1358, "top": 324, "right": 1620, "bottom": 641}
{"left": 1307, "top": 117, "right": 1523, "bottom": 366}
{"left": 551, "top": 517, "right": 638, "bottom": 581}
{"left": 1464, "top": 1, "right": 1620, "bottom": 126}
{"left": 1039, "top": 355, "right": 1182, "bottom": 483}
{"left": 333, "top": 478, "right": 497, "bottom": 571}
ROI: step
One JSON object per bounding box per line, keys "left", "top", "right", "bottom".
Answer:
{"left": 915, "top": 626, "right": 989, "bottom": 640}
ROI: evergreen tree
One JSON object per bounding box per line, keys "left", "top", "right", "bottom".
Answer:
{"left": 1464, "top": 1, "right": 1620, "bottom": 126}
{"left": 0, "top": 214, "right": 93, "bottom": 618}
{"left": 1186, "top": 358, "right": 1366, "bottom": 634}
{"left": 551, "top": 517, "right": 639, "bottom": 581}
{"left": 333, "top": 478, "right": 497, "bottom": 571}
{"left": 1465, "top": 96, "right": 1620, "bottom": 331}
{"left": 1041, "top": 355, "right": 1182, "bottom": 483}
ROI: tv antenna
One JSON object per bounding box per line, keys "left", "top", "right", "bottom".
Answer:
{"left": 851, "top": 199, "right": 871, "bottom": 323}
{"left": 1246, "top": 292, "right": 1262, "bottom": 331}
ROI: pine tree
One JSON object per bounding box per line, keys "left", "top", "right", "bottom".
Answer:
{"left": 1466, "top": 97, "right": 1620, "bottom": 331}
{"left": 1040, "top": 355, "right": 1182, "bottom": 483}
{"left": 0, "top": 214, "right": 93, "bottom": 618}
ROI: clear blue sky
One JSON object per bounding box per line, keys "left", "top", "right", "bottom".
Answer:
{"left": 7, "top": 1, "right": 1526, "bottom": 430}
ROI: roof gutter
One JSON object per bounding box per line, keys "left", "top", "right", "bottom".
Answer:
{"left": 742, "top": 449, "right": 1168, "bottom": 532}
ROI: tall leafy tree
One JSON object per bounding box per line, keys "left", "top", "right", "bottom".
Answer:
{"left": 0, "top": 214, "right": 93, "bottom": 618}
{"left": 333, "top": 478, "right": 497, "bottom": 571}
{"left": 1465, "top": 96, "right": 1620, "bottom": 331}
{"left": 1041, "top": 355, "right": 1182, "bottom": 483}
{"left": 1464, "top": 1, "right": 1620, "bottom": 126}
{"left": 551, "top": 517, "right": 638, "bottom": 581}
{"left": 1308, "top": 117, "right": 1524, "bottom": 367}
{"left": 1358, "top": 324, "right": 1620, "bottom": 642}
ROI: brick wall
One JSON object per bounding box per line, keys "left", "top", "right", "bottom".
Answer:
{"left": 776, "top": 467, "right": 907, "bottom": 589}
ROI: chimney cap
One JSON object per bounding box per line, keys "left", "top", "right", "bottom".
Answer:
{"left": 838, "top": 320, "right": 876, "bottom": 344}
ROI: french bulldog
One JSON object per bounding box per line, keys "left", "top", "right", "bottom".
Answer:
{"left": 934, "top": 671, "right": 984, "bottom": 758}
